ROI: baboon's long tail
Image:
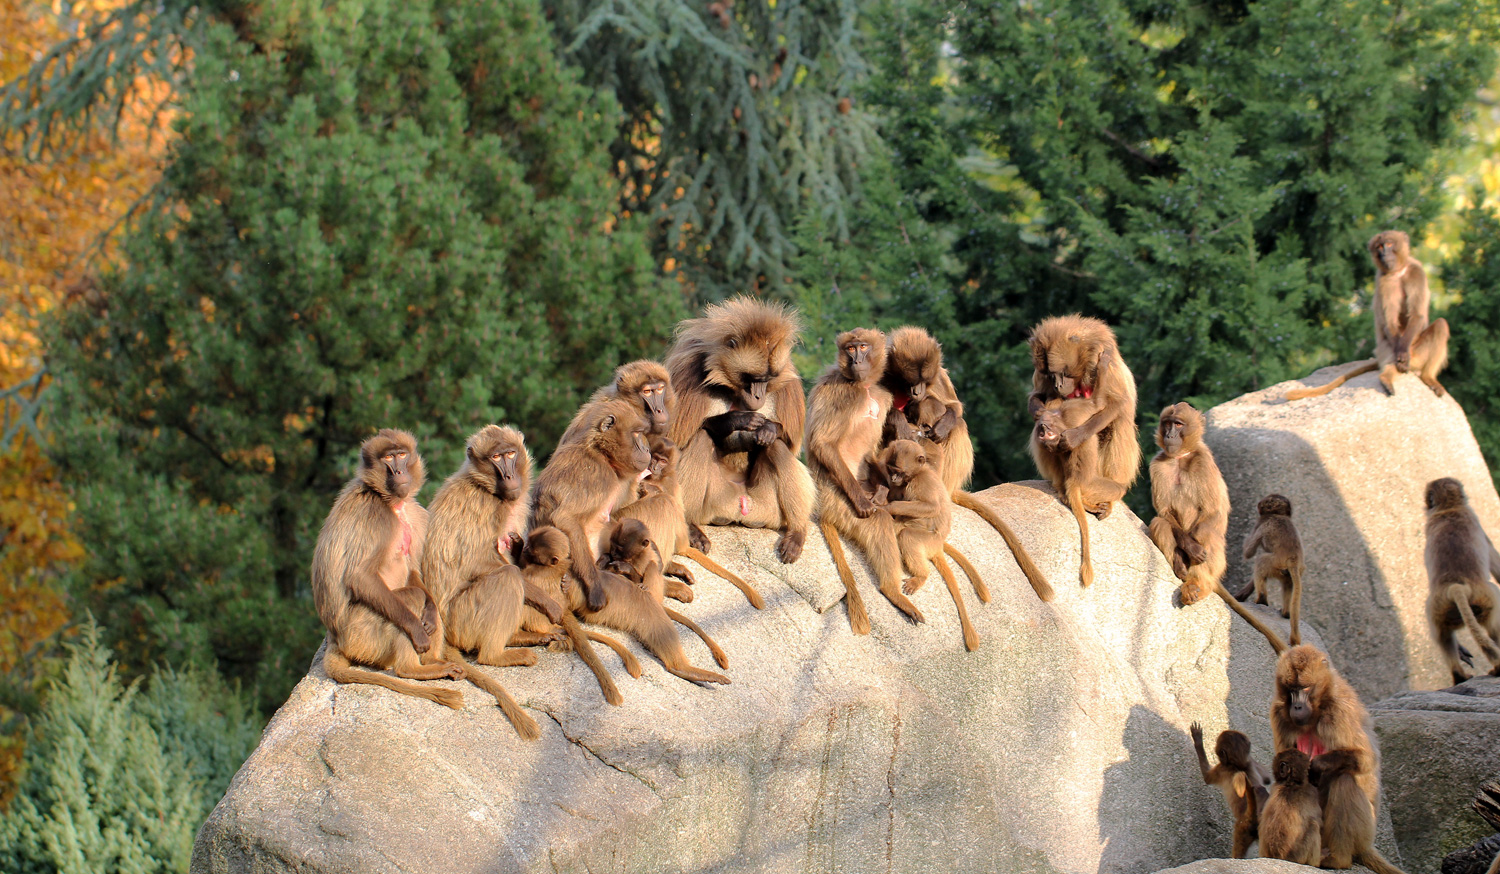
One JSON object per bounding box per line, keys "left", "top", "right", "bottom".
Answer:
{"left": 943, "top": 543, "right": 990, "bottom": 603}
{"left": 1450, "top": 584, "right": 1500, "bottom": 664}
{"left": 664, "top": 606, "right": 729, "bottom": 669}
{"left": 560, "top": 613, "right": 624, "bottom": 706}
{"left": 323, "top": 648, "right": 463, "bottom": 710}
{"left": 822, "top": 520, "right": 869, "bottom": 635}
{"left": 584, "top": 630, "right": 643, "bottom": 678}
{"left": 1284, "top": 361, "right": 1377, "bottom": 400}
{"left": 1214, "top": 582, "right": 1288, "bottom": 655}
{"left": 459, "top": 665, "right": 539, "bottom": 740}
{"left": 953, "top": 490, "right": 1053, "bottom": 602}
{"left": 678, "top": 546, "right": 764, "bottom": 609}
{"left": 935, "top": 556, "right": 980, "bottom": 652}
{"left": 1355, "top": 847, "right": 1407, "bottom": 874}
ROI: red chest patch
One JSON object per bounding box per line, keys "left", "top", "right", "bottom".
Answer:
{"left": 1295, "top": 732, "right": 1326, "bottom": 758}
{"left": 1066, "top": 386, "right": 1094, "bottom": 400}
{"left": 892, "top": 391, "right": 909, "bottom": 412}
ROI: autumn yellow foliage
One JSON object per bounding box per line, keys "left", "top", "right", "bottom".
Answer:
{"left": 0, "top": 0, "right": 170, "bottom": 792}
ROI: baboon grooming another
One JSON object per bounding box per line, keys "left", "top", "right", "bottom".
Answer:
{"left": 1027, "top": 315, "right": 1140, "bottom": 509}
{"left": 1190, "top": 723, "right": 1271, "bottom": 859}
{"left": 873, "top": 439, "right": 984, "bottom": 651}
{"left": 311, "top": 430, "right": 467, "bottom": 710}
{"left": 1271, "top": 645, "right": 1406, "bottom": 874}
{"left": 1423, "top": 477, "right": 1500, "bottom": 684}
{"left": 617, "top": 435, "right": 763, "bottom": 608}
{"left": 1033, "top": 397, "right": 1126, "bottom": 587}
{"left": 1240, "top": 494, "right": 1306, "bottom": 645}
{"left": 532, "top": 396, "right": 652, "bottom": 612}
{"left": 666, "top": 297, "right": 815, "bottom": 566}
{"left": 558, "top": 359, "right": 676, "bottom": 447}
{"left": 1260, "top": 749, "right": 1324, "bottom": 865}
{"left": 1286, "top": 230, "right": 1449, "bottom": 400}
{"left": 1148, "top": 403, "right": 1227, "bottom": 606}
{"left": 807, "top": 327, "right": 922, "bottom": 632}
{"left": 881, "top": 325, "right": 1051, "bottom": 602}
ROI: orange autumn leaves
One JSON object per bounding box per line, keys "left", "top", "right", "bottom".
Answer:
{"left": 0, "top": 0, "right": 170, "bottom": 718}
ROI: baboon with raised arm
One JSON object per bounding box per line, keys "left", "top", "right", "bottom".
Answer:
{"left": 666, "top": 297, "right": 815, "bottom": 566}
{"left": 881, "top": 325, "right": 1051, "bottom": 601}
{"left": 1190, "top": 723, "right": 1271, "bottom": 859}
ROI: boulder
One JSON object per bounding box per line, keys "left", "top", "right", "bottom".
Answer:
{"left": 1206, "top": 365, "right": 1500, "bottom": 701}
{"left": 191, "top": 483, "right": 1334, "bottom": 874}
{"left": 1372, "top": 675, "right": 1500, "bottom": 873}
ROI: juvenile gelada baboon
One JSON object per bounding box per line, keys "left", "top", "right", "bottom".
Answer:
{"left": 881, "top": 325, "right": 1051, "bottom": 602}
{"left": 1260, "top": 749, "right": 1323, "bottom": 866}
{"left": 1190, "top": 723, "right": 1271, "bottom": 859}
{"left": 1240, "top": 494, "right": 1306, "bottom": 645}
{"left": 666, "top": 297, "right": 815, "bottom": 565}
{"left": 871, "top": 439, "right": 985, "bottom": 651}
{"left": 1286, "top": 230, "right": 1448, "bottom": 399}
{"left": 616, "top": 434, "right": 763, "bottom": 608}
{"left": 1027, "top": 315, "right": 1140, "bottom": 508}
{"left": 1148, "top": 403, "right": 1227, "bottom": 606}
{"left": 1423, "top": 477, "right": 1500, "bottom": 684}
{"left": 1270, "top": 645, "right": 1405, "bottom": 874}
{"left": 807, "top": 327, "right": 921, "bottom": 632}
{"left": 311, "top": 431, "right": 468, "bottom": 710}
{"left": 597, "top": 519, "right": 729, "bottom": 670}
{"left": 1032, "top": 396, "right": 1125, "bottom": 587}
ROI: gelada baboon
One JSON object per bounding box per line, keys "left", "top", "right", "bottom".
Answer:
{"left": 1190, "top": 723, "right": 1272, "bottom": 859}
{"left": 1027, "top": 315, "right": 1140, "bottom": 504}
{"left": 1423, "top": 477, "right": 1500, "bottom": 684}
{"left": 552, "top": 525, "right": 730, "bottom": 686}
{"left": 1271, "top": 645, "right": 1406, "bottom": 874}
{"left": 882, "top": 325, "right": 1051, "bottom": 602}
{"left": 807, "top": 327, "right": 922, "bottom": 631}
{"left": 1148, "top": 403, "right": 1227, "bottom": 606}
{"left": 598, "top": 519, "right": 729, "bottom": 670}
{"left": 311, "top": 430, "right": 466, "bottom": 709}
{"left": 617, "top": 435, "right": 764, "bottom": 608}
{"left": 1286, "top": 230, "right": 1449, "bottom": 400}
{"left": 532, "top": 396, "right": 651, "bottom": 612}
{"left": 1260, "top": 749, "right": 1323, "bottom": 866}
{"left": 666, "top": 297, "right": 815, "bottom": 565}
{"left": 873, "top": 439, "right": 984, "bottom": 651}
{"left": 516, "top": 526, "right": 641, "bottom": 702}
{"left": 1033, "top": 396, "right": 1126, "bottom": 587}
{"left": 558, "top": 359, "right": 676, "bottom": 446}
{"left": 1240, "top": 494, "right": 1306, "bottom": 645}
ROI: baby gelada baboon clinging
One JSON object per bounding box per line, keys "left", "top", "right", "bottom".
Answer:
{"left": 1260, "top": 749, "right": 1323, "bottom": 865}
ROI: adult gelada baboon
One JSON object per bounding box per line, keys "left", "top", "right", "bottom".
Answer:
{"left": 1240, "top": 494, "right": 1306, "bottom": 645}
{"left": 1148, "top": 403, "right": 1227, "bottom": 606}
{"left": 1423, "top": 477, "right": 1500, "bottom": 684}
{"left": 666, "top": 297, "right": 815, "bottom": 566}
{"left": 424, "top": 426, "right": 563, "bottom": 663}
{"left": 1270, "top": 645, "right": 1406, "bottom": 874}
{"left": 532, "top": 396, "right": 651, "bottom": 612}
{"left": 1190, "top": 723, "right": 1272, "bottom": 859}
{"left": 1286, "top": 230, "right": 1449, "bottom": 399}
{"left": 881, "top": 325, "right": 1052, "bottom": 602}
{"left": 557, "top": 359, "right": 675, "bottom": 447}
{"left": 807, "top": 327, "right": 922, "bottom": 631}
{"left": 1027, "top": 315, "right": 1140, "bottom": 506}
{"left": 311, "top": 430, "right": 533, "bottom": 737}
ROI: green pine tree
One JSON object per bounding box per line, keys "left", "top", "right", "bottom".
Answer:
{"left": 1440, "top": 201, "right": 1500, "bottom": 486}
{"left": 45, "top": 0, "right": 681, "bottom": 711}
{"left": 865, "top": 0, "right": 1500, "bottom": 490}
{"left": 0, "top": 623, "right": 204, "bottom": 874}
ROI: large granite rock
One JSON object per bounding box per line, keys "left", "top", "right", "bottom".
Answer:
{"left": 191, "top": 483, "right": 1327, "bottom": 874}
{"left": 1372, "top": 675, "right": 1500, "bottom": 873}
{"left": 1206, "top": 365, "right": 1500, "bottom": 701}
